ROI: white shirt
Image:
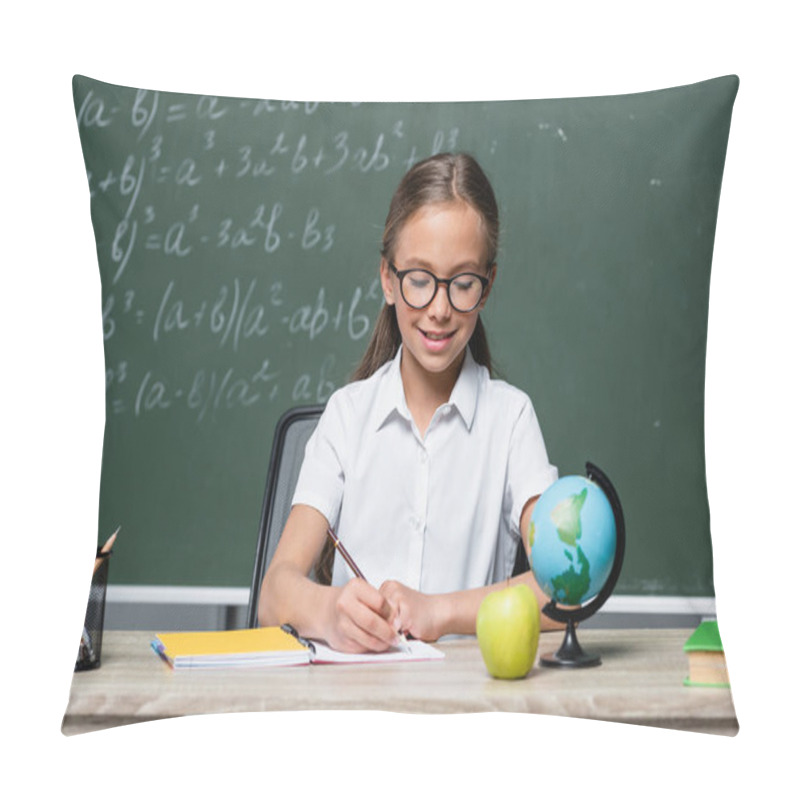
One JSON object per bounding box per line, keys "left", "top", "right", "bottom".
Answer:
{"left": 292, "top": 347, "right": 558, "bottom": 593}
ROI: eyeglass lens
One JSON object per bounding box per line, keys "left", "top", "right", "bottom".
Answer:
{"left": 401, "top": 269, "right": 484, "bottom": 312}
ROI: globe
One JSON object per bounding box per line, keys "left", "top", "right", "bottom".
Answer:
{"left": 528, "top": 474, "right": 616, "bottom": 606}
{"left": 526, "top": 463, "right": 625, "bottom": 668}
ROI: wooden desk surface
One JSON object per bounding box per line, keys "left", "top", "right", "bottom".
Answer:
{"left": 62, "top": 628, "right": 738, "bottom": 736}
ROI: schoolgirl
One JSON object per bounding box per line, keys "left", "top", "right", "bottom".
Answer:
{"left": 259, "top": 153, "right": 559, "bottom": 652}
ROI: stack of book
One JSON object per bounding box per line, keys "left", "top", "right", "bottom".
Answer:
{"left": 683, "top": 619, "right": 730, "bottom": 687}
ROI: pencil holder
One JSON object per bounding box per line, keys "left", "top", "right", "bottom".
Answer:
{"left": 75, "top": 549, "right": 111, "bottom": 671}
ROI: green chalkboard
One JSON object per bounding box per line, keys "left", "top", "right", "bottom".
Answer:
{"left": 72, "top": 74, "right": 738, "bottom": 595}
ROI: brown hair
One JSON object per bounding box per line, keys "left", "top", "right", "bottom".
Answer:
{"left": 315, "top": 153, "right": 500, "bottom": 586}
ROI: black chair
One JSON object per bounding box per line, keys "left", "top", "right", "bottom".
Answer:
{"left": 512, "top": 538, "right": 530, "bottom": 577}
{"left": 246, "top": 404, "right": 324, "bottom": 628}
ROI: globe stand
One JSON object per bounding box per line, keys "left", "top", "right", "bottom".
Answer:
{"left": 539, "top": 462, "right": 625, "bottom": 669}
{"left": 539, "top": 617, "right": 601, "bottom": 668}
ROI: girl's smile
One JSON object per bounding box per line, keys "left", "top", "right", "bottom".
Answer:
{"left": 419, "top": 327, "right": 456, "bottom": 352}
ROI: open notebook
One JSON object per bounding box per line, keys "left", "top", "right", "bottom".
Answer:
{"left": 151, "top": 626, "right": 444, "bottom": 669}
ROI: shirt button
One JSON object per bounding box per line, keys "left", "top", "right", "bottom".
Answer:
{"left": 420, "top": 450, "right": 427, "bottom": 463}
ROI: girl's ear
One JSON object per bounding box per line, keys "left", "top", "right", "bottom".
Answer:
{"left": 479, "top": 263, "right": 498, "bottom": 309}
{"left": 380, "top": 258, "right": 396, "bottom": 306}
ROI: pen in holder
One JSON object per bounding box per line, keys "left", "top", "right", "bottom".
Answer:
{"left": 75, "top": 546, "right": 112, "bottom": 671}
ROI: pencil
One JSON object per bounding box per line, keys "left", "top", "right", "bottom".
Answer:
{"left": 325, "top": 526, "right": 411, "bottom": 653}
{"left": 93, "top": 527, "right": 120, "bottom": 574}
{"left": 325, "top": 526, "right": 365, "bottom": 580}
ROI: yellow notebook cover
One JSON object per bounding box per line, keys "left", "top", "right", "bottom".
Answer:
{"left": 152, "top": 627, "right": 310, "bottom": 669}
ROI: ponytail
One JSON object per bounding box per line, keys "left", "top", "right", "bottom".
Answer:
{"left": 468, "top": 316, "right": 493, "bottom": 377}
{"left": 350, "top": 304, "right": 402, "bottom": 381}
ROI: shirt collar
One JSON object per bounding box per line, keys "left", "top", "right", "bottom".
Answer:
{"left": 449, "top": 347, "right": 480, "bottom": 430}
{"left": 370, "top": 345, "right": 481, "bottom": 432}
{"left": 370, "top": 347, "right": 408, "bottom": 431}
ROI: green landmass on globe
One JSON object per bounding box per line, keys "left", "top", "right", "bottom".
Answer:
{"left": 550, "top": 488, "right": 591, "bottom": 604}
{"left": 550, "top": 546, "right": 591, "bottom": 605}
{"left": 529, "top": 487, "right": 593, "bottom": 605}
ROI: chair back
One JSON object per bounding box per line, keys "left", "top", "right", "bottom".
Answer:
{"left": 246, "top": 405, "right": 324, "bottom": 628}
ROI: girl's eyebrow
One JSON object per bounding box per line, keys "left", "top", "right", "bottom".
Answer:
{"left": 400, "top": 256, "right": 484, "bottom": 272}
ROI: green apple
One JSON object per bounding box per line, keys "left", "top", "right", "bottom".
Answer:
{"left": 476, "top": 583, "right": 540, "bottom": 679}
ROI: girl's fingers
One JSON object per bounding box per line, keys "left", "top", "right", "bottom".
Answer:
{"left": 337, "top": 580, "right": 399, "bottom": 651}
{"left": 379, "top": 580, "right": 411, "bottom": 634}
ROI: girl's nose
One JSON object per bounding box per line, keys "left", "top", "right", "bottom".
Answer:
{"left": 428, "top": 282, "right": 452, "bottom": 318}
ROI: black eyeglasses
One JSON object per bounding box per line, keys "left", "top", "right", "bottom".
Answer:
{"left": 388, "top": 262, "right": 491, "bottom": 313}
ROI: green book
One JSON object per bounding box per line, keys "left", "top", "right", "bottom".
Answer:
{"left": 683, "top": 620, "right": 730, "bottom": 688}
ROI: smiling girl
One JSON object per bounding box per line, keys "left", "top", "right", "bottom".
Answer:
{"left": 258, "top": 153, "right": 559, "bottom": 652}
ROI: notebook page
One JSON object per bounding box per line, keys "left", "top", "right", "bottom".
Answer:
{"left": 308, "top": 638, "right": 445, "bottom": 664}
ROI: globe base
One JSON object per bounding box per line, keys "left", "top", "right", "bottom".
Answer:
{"left": 540, "top": 618, "right": 601, "bottom": 668}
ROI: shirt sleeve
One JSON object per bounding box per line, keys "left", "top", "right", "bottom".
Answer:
{"left": 291, "top": 392, "right": 348, "bottom": 530}
{"left": 505, "top": 396, "right": 558, "bottom": 537}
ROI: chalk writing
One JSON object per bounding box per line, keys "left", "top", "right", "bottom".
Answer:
{"left": 76, "top": 79, "right": 483, "bottom": 425}
{"left": 292, "top": 353, "right": 337, "bottom": 405}
{"left": 132, "top": 359, "right": 279, "bottom": 423}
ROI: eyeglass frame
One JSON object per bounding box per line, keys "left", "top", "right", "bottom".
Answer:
{"left": 387, "top": 261, "right": 493, "bottom": 313}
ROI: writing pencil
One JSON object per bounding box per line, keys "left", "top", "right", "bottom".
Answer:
{"left": 325, "top": 526, "right": 411, "bottom": 653}
{"left": 326, "top": 525, "right": 365, "bottom": 579}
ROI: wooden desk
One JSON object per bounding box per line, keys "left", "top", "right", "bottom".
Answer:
{"left": 62, "top": 628, "right": 738, "bottom": 736}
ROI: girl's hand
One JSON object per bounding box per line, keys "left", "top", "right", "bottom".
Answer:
{"left": 379, "top": 580, "right": 444, "bottom": 643}
{"left": 322, "top": 578, "right": 403, "bottom": 654}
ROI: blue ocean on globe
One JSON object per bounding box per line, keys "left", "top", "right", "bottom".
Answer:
{"left": 528, "top": 475, "right": 617, "bottom": 606}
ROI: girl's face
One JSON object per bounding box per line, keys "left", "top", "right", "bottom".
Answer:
{"left": 380, "top": 201, "right": 495, "bottom": 386}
